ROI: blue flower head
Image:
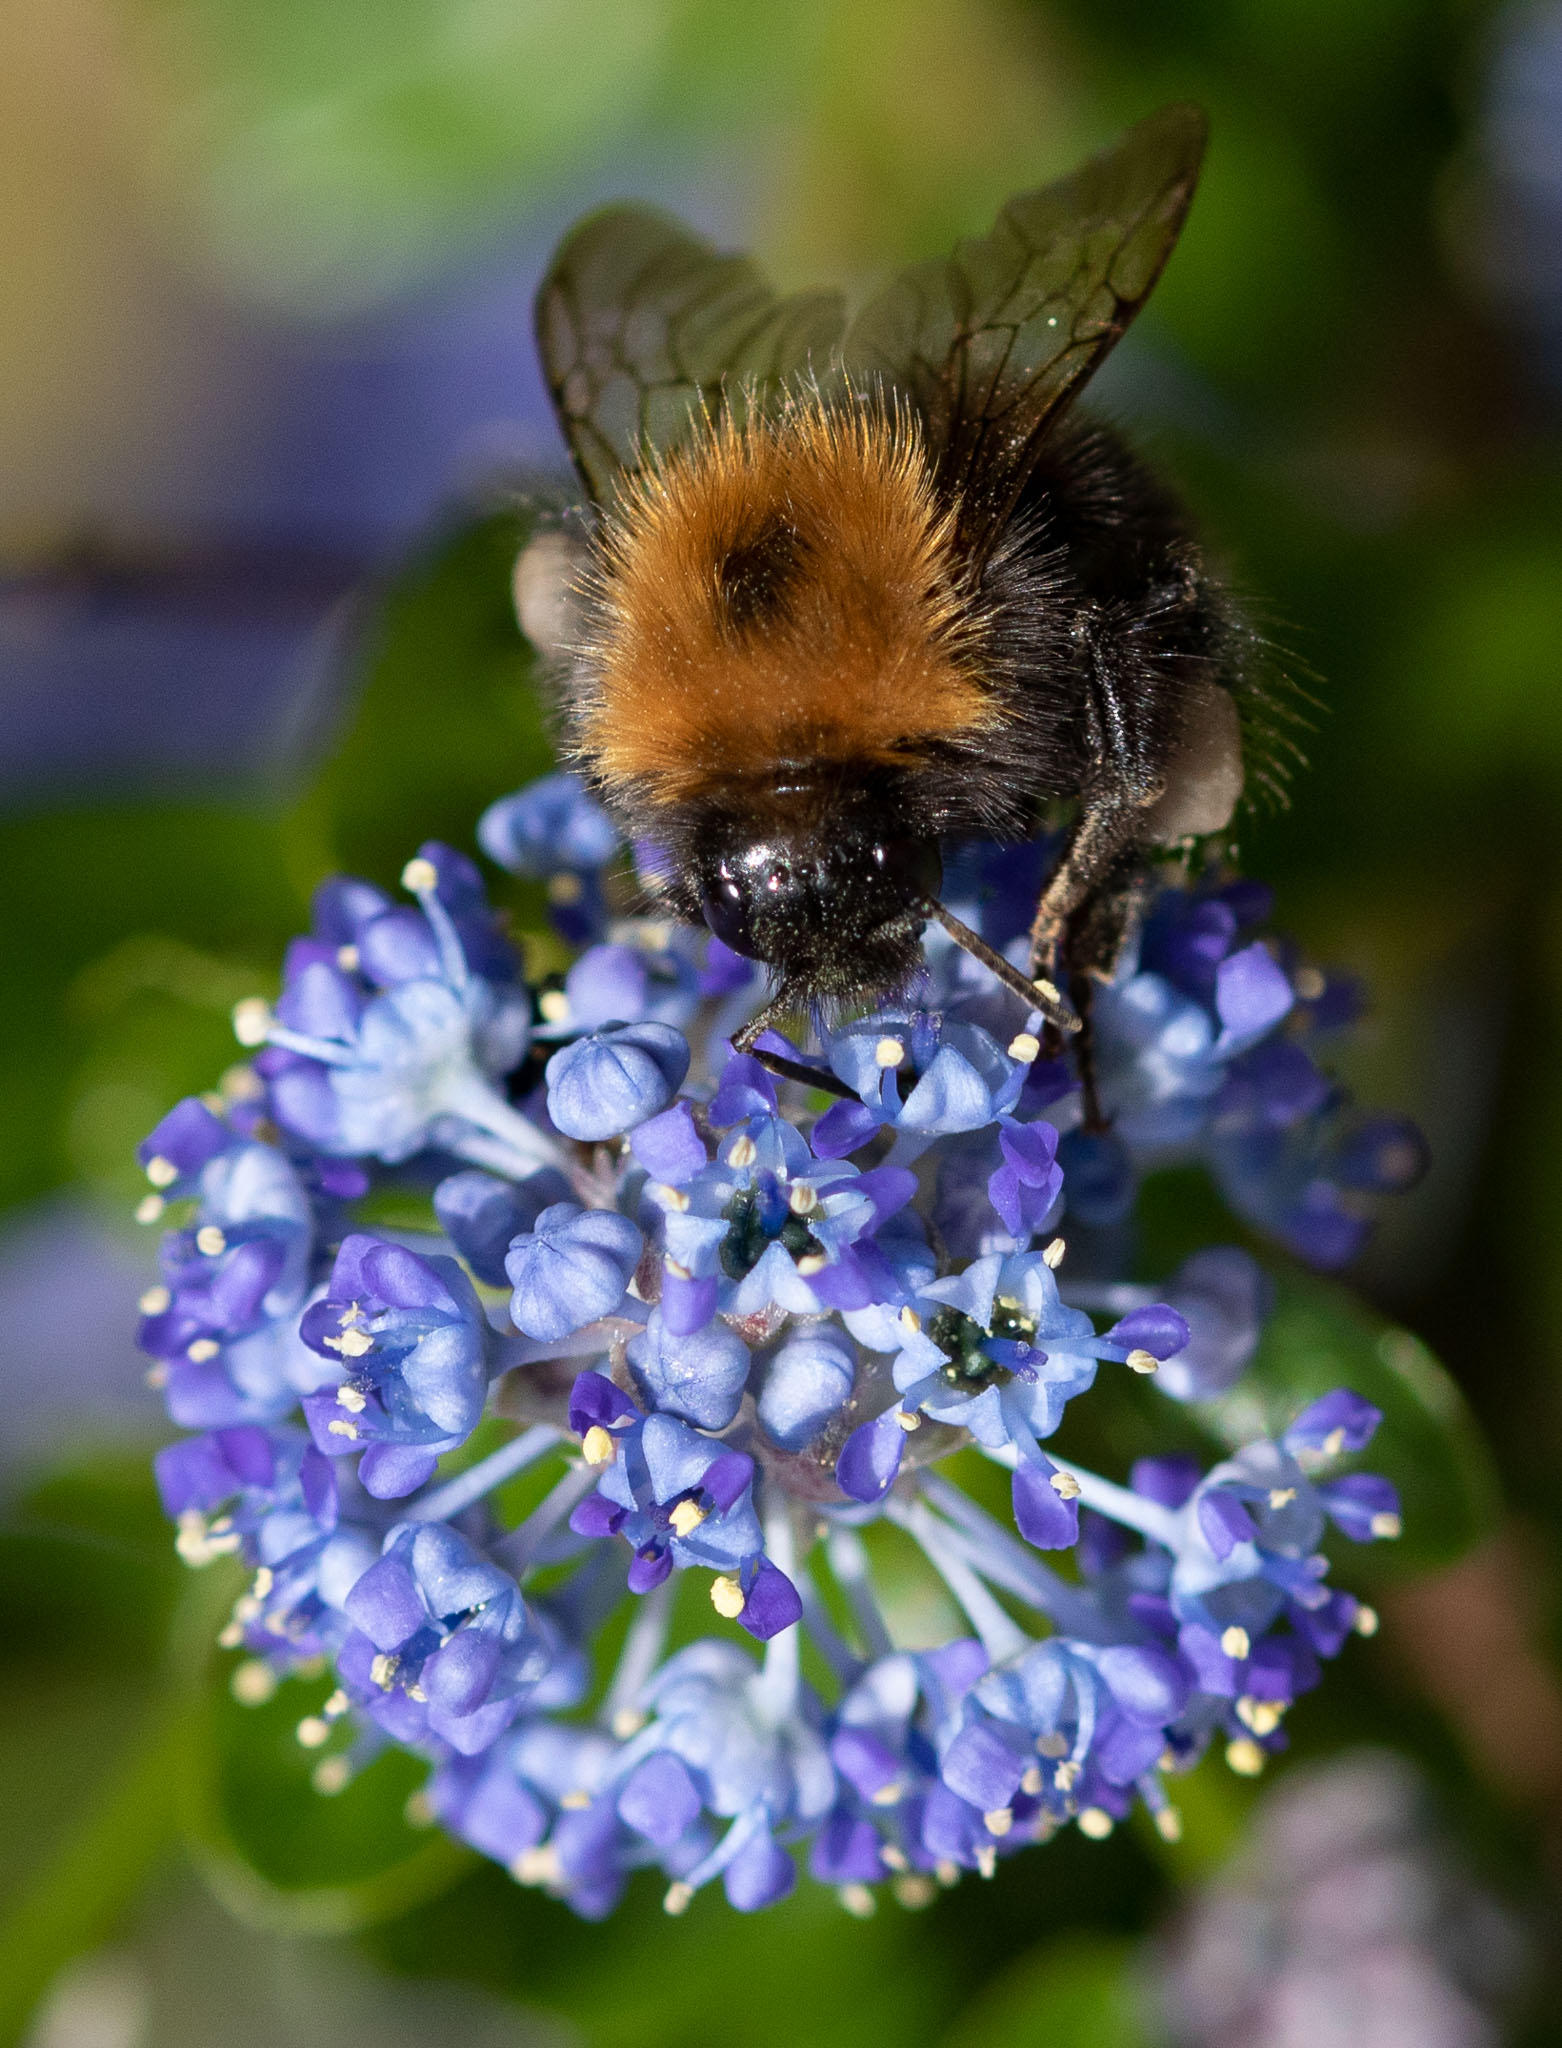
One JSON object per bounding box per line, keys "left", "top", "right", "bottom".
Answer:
{"left": 136, "top": 777, "right": 1428, "bottom": 1916}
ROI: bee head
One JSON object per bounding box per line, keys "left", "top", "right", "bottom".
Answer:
{"left": 697, "top": 821, "right": 943, "bottom": 998}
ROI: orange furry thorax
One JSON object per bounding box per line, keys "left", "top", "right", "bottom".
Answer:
{"left": 572, "top": 396, "right": 996, "bottom": 812}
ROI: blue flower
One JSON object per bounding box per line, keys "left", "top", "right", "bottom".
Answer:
{"left": 629, "top": 1642, "right": 835, "bottom": 1912}
{"left": 433, "top": 1165, "right": 575, "bottom": 1286}
{"left": 837, "top": 1252, "right": 1188, "bottom": 1532}
{"left": 247, "top": 851, "right": 546, "bottom": 1175}
{"left": 1163, "top": 1393, "right": 1399, "bottom": 1650}
{"left": 340, "top": 1521, "right": 569, "bottom": 1756}
{"left": 535, "top": 942, "right": 701, "bottom": 1037}
{"left": 648, "top": 1072, "right": 913, "bottom": 1319}
{"left": 506, "top": 1203, "right": 644, "bottom": 1341}
{"left": 479, "top": 774, "right": 621, "bottom": 877}
{"left": 300, "top": 1234, "right": 495, "bottom": 1498}
{"left": 756, "top": 1326, "right": 857, "bottom": 1451}
{"left": 154, "top": 1424, "right": 372, "bottom": 1663}
{"left": 545, "top": 1021, "right": 690, "bottom": 1140}
{"left": 812, "top": 1012, "right": 1026, "bottom": 1159}
{"left": 566, "top": 1374, "right": 801, "bottom": 1639}
{"left": 137, "top": 1120, "right": 331, "bottom": 1428}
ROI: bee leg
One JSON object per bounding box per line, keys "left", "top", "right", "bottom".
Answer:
{"left": 731, "top": 1006, "right": 861, "bottom": 1103}
{"left": 1026, "top": 796, "right": 1147, "bottom": 976}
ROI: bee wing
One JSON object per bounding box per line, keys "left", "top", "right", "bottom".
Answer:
{"left": 842, "top": 104, "right": 1208, "bottom": 572}
{"left": 536, "top": 204, "right": 845, "bottom": 505}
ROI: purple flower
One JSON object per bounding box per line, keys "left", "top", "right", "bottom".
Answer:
{"left": 506, "top": 1203, "right": 643, "bottom": 1341}
{"left": 545, "top": 1022, "right": 690, "bottom": 1140}
{"left": 300, "top": 1235, "right": 494, "bottom": 1498}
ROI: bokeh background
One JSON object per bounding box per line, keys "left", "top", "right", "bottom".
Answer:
{"left": 4, "top": 1, "right": 1562, "bottom": 2042}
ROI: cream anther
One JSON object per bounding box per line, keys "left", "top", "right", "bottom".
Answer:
{"left": 335, "top": 944, "right": 360, "bottom": 972}
{"left": 1220, "top": 1625, "right": 1251, "bottom": 1660}
{"left": 1006, "top": 1031, "right": 1041, "bottom": 1064}
{"left": 1042, "top": 1237, "right": 1066, "bottom": 1268}
{"left": 1268, "top": 1487, "right": 1296, "bottom": 1509}
{"left": 327, "top": 1418, "right": 359, "bottom": 1439}
{"left": 1370, "top": 1511, "right": 1402, "bottom": 1539}
{"left": 1225, "top": 1736, "right": 1266, "bottom": 1777}
{"left": 400, "top": 857, "right": 439, "bottom": 895}
{"left": 581, "top": 1425, "right": 616, "bottom": 1466}
{"left": 983, "top": 1807, "right": 1014, "bottom": 1837}
{"left": 548, "top": 872, "right": 585, "bottom": 905}
{"left": 230, "top": 1659, "right": 278, "bottom": 1706}
{"left": 895, "top": 1410, "right": 921, "bottom": 1433}
{"left": 663, "top": 1881, "right": 694, "bottom": 1916}
{"left": 312, "top": 1757, "right": 352, "bottom": 1796}
{"left": 186, "top": 1339, "right": 220, "bottom": 1363}
{"left": 336, "top": 1384, "right": 368, "bottom": 1412}
{"left": 296, "top": 1716, "right": 331, "bottom": 1749}
{"left": 1155, "top": 1807, "right": 1183, "bottom": 1843}
{"left": 538, "top": 989, "right": 571, "bottom": 1023}
{"left": 839, "top": 1883, "right": 877, "bottom": 1918}
{"left": 1353, "top": 1604, "right": 1380, "bottom": 1637}
{"left": 1126, "top": 1348, "right": 1159, "bottom": 1374}
{"left": 1049, "top": 1470, "right": 1081, "bottom": 1499}
{"left": 669, "top": 1498, "right": 707, "bottom": 1537}
{"left": 788, "top": 1181, "right": 819, "bottom": 1215}
{"left": 139, "top": 1285, "right": 171, "bottom": 1316}
{"left": 196, "top": 1225, "right": 227, "bottom": 1257}
{"left": 710, "top": 1574, "right": 746, "bottom": 1619}
{"left": 874, "top": 1037, "right": 906, "bottom": 1068}
{"left": 135, "top": 1195, "right": 166, "bottom": 1225}
{"left": 232, "top": 997, "right": 272, "bottom": 1048}
{"left": 1077, "top": 1808, "right": 1114, "bottom": 1839}
{"left": 145, "top": 1155, "right": 178, "bottom": 1189}
{"left": 728, "top": 1134, "right": 758, "bottom": 1169}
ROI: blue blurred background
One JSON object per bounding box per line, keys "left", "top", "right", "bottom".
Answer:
{"left": 4, "top": 2, "right": 1562, "bottom": 2042}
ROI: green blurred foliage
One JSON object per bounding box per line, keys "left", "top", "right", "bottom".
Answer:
{"left": 7, "top": 0, "right": 1562, "bottom": 2040}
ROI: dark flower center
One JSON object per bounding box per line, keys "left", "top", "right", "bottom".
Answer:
{"left": 720, "top": 1180, "right": 823, "bottom": 1281}
{"left": 928, "top": 1297, "right": 1035, "bottom": 1390}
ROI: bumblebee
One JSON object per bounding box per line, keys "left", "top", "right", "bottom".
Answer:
{"left": 521, "top": 105, "right": 1276, "bottom": 1068}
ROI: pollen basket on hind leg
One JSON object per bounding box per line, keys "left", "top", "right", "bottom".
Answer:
{"left": 572, "top": 398, "right": 997, "bottom": 812}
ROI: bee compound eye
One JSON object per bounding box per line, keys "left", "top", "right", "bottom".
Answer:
{"left": 700, "top": 867, "right": 762, "bottom": 959}
{"left": 873, "top": 837, "right": 943, "bottom": 906}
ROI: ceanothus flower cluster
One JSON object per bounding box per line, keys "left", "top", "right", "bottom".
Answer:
{"left": 134, "top": 771, "right": 1419, "bottom": 1918}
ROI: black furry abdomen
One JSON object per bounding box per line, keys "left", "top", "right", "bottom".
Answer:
{"left": 923, "top": 415, "right": 1246, "bottom": 836}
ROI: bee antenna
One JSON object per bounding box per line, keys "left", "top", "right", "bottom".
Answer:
{"left": 919, "top": 898, "right": 1082, "bottom": 1036}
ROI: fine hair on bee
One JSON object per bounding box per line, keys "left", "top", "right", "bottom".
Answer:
{"left": 520, "top": 104, "right": 1294, "bottom": 1102}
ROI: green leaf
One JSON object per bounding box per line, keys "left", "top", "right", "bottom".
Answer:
{"left": 940, "top": 1931, "right": 1150, "bottom": 2048}
{"left": 178, "top": 1652, "right": 473, "bottom": 1936}
{"left": 1196, "top": 1270, "right": 1500, "bottom": 1574}
{"left": 0, "top": 1694, "right": 188, "bottom": 2048}
{"left": 283, "top": 512, "right": 555, "bottom": 896}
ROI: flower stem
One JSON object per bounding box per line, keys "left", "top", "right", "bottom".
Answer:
{"left": 756, "top": 1506, "right": 800, "bottom": 1724}
{"left": 599, "top": 1577, "right": 674, "bottom": 1734}
{"left": 886, "top": 1496, "right": 1028, "bottom": 1664}
{"left": 977, "top": 1442, "right": 1181, "bottom": 1548}
{"left": 917, "top": 1472, "right": 1093, "bottom": 1629}
{"left": 825, "top": 1526, "right": 895, "bottom": 1661}
{"left": 495, "top": 1463, "right": 599, "bottom": 1571}
{"left": 436, "top": 1068, "right": 563, "bottom": 1175}
{"left": 403, "top": 1424, "right": 561, "bottom": 1524}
